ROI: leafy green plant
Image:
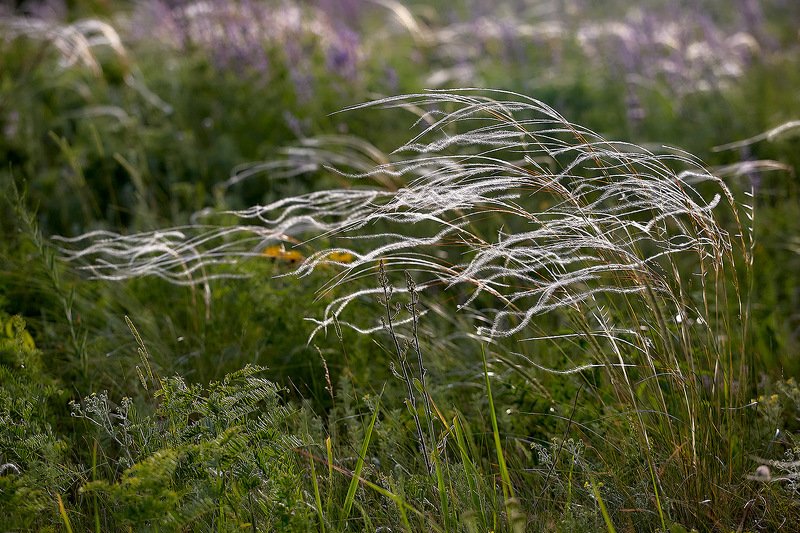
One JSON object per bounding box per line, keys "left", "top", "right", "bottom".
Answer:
{"left": 0, "top": 313, "right": 78, "bottom": 531}
{"left": 73, "top": 361, "right": 308, "bottom": 531}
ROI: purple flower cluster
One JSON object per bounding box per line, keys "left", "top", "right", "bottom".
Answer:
{"left": 577, "top": 7, "right": 760, "bottom": 98}
{"left": 1, "top": 0, "right": 67, "bottom": 20}
{"left": 325, "top": 25, "right": 360, "bottom": 82}
{"left": 130, "top": 0, "right": 363, "bottom": 96}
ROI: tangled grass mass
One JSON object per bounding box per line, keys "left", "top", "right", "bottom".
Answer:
{"left": 59, "top": 90, "right": 744, "bottom": 339}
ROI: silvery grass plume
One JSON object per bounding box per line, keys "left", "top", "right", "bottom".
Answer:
{"left": 56, "top": 89, "right": 749, "bottom": 356}
{"left": 0, "top": 15, "right": 128, "bottom": 76}
{"left": 711, "top": 120, "right": 800, "bottom": 194}
{"left": 0, "top": 12, "right": 173, "bottom": 113}
{"left": 218, "top": 134, "right": 397, "bottom": 194}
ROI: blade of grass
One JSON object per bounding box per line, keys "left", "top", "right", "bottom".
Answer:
{"left": 387, "top": 477, "right": 414, "bottom": 533}
{"left": 56, "top": 493, "right": 74, "bottom": 533}
{"left": 482, "top": 347, "right": 514, "bottom": 502}
{"left": 342, "top": 390, "right": 382, "bottom": 521}
{"left": 325, "top": 435, "right": 333, "bottom": 478}
{"left": 92, "top": 440, "right": 101, "bottom": 533}
{"left": 648, "top": 458, "right": 667, "bottom": 530}
{"left": 325, "top": 434, "right": 334, "bottom": 516}
{"left": 453, "top": 414, "right": 486, "bottom": 528}
{"left": 354, "top": 500, "right": 375, "bottom": 531}
{"left": 360, "top": 471, "right": 421, "bottom": 531}
{"left": 482, "top": 346, "right": 522, "bottom": 531}
{"left": 48, "top": 131, "right": 99, "bottom": 220}
{"left": 295, "top": 446, "right": 425, "bottom": 531}
{"left": 309, "top": 455, "right": 326, "bottom": 533}
{"left": 432, "top": 449, "right": 451, "bottom": 531}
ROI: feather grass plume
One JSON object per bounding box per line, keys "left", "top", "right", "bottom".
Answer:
{"left": 57, "top": 89, "right": 747, "bottom": 348}
{"left": 0, "top": 16, "right": 128, "bottom": 75}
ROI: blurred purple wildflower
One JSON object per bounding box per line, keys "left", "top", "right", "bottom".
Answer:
{"left": 578, "top": 7, "right": 760, "bottom": 97}
{"left": 383, "top": 66, "right": 399, "bottom": 93}
{"left": 284, "top": 36, "right": 315, "bottom": 103}
{"left": 3, "top": 110, "right": 20, "bottom": 140}
{"left": 22, "top": 0, "right": 67, "bottom": 21}
{"left": 179, "top": 0, "right": 271, "bottom": 75}
{"left": 325, "top": 25, "right": 360, "bottom": 80}
{"left": 317, "top": 0, "right": 364, "bottom": 28}
{"left": 282, "top": 110, "right": 310, "bottom": 139}
{"left": 130, "top": 0, "right": 366, "bottom": 98}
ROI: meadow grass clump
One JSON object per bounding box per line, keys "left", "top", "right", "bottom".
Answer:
{"left": 3, "top": 2, "right": 800, "bottom": 529}
{"left": 55, "top": 88, "right": 766, "bottom": 529}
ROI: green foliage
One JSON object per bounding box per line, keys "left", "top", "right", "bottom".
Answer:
{"left": 1, "top": 1, "right": 800, "bottom": 531}
{"left": 72, "top": 364, "right": 310, "bottom": 531}
{"left": 0, "top": 313, "right": 77, "bottom": 530}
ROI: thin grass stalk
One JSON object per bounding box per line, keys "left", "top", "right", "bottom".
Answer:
{"left": 432, "top": 450, "right": 451, "bottom": 531}
{"left": 13, "top": 183, "right": 90, "bottom": 382}
{"left": 309, "top": 455, "right": 325, "bottom": 533}
{"left": 341, "top": 389, "right": 381, "bottom": 521}
{"left": 588, "top": 475, "right": 617, "bottom": 533}
{"left": 405, "top": 272, "right": 437, "bottom": 465}
{"left": 481, "top": 346, "right": 516, "bottom": 523}
{"left": 299, "top": 444, "right": 427, "bottom": 530}
{"left": 56, "top": 493, "right": 74, "bottom": 533}
{"left": 452, "top": 414, "right": 486, "bottom": 529}
{"left": 92, "top": 440, "right": 101, "bottom": 533}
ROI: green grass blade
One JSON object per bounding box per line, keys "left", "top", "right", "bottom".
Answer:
{"left": 56, "top": 494, "right": 74, "bottom": 533}
{"left": 433, "top": 450, "right": 451, "bottom": 531}
{"left": 589, "top": 476, "right": 617, "bottom": 533}
{"left": 342, "top": 391, "right": 382, "bottom": 521}
{"left": 453, "top": 415, "right": 485, "bottom": 527}
{"left": 482, "top": 348, "right": 514, "bottom": 502}
{"left": 482, "top": 347, "right": 524, "bottom": 530}
{"left": 92, "top": 440, "right": 101, "bottom": 533}
{"left": 309, "top": 456, "right": 326, "bottom": 533}
{"left": 648, "top": 458, "right": 667, "bottom": 531}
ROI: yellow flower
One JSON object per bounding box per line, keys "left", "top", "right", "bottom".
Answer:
{"left": 262, "top": 245, "right": 304, "bottom": 264}
{"left": 326, "top": 251, "right": 355, "bottom": 264}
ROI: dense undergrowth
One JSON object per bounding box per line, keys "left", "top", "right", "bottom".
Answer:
{"left": 2, "top": 1, "right": 800, "bottom": 531}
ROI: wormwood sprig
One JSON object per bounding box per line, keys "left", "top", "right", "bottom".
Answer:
{"left": 73, "top": 363, "right": 305, "bottom": 530}
{"left": 70, "top": 392, "right": 136, "bottom": 467}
